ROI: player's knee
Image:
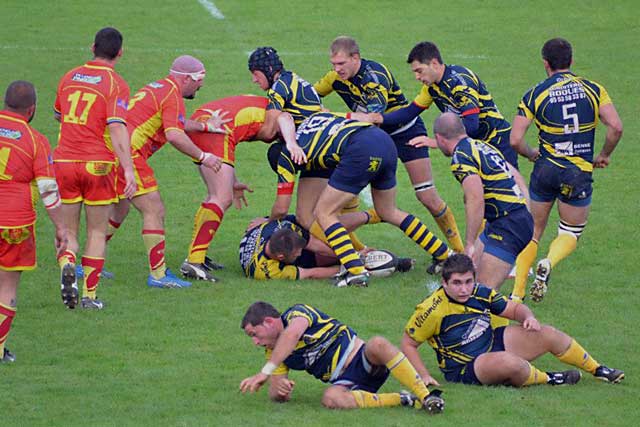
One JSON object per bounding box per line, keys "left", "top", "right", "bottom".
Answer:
{"left": 557, "top": 220, "right": 586, "bottom": 240}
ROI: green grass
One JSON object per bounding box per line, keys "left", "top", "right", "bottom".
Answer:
{"left": 2, "top": 1, "right": 639, "bottom": 425}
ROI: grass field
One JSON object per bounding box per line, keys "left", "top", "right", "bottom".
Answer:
{"left": 1, "top": 1, "right": 639, "bottom": 425}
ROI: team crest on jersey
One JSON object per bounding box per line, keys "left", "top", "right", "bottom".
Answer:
{"left": 1, "top": 227, "right": 30, "bottom": 244}
{"left": 0, "top": 128, "right": 21, "bottom": 140}
{"left": 367, "top": 157, "right": 382, "bottom": 172}
{"left": 116, "top": 98, "right": 128, "bottom": 110}
{"left": 178, "top": 114, "right": 185, "bottom": 125}
{"left": 72, "top": 73, "right": 102, "bottom": 85}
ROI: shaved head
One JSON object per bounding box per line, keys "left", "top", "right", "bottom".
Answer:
{"left": 433, "top": 112, "right": 466, "bottom": 139}
{"left": 170, "top": 55, "right": 205, "bottom": 74}
{"left": 4, "top": 80, "right": 36, "bottom": 111}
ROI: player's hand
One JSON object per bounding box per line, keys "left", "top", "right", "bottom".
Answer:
{"left": 348, "top": 112, "right": 371, "bottom": 122}
{"left": 528, "top": 147, "right": 541, "bottom": 162}
{"left": 233, "top": 182, "right": 253, "bottom": 209}
{"left": 422, "top": 374, "right": 441, "bottom": 387}
{"left": 54, "top": 227, "right": 68, "bottom": 257}
{"left": 123, "top": 169, "right": 138, "bottom": 200}
{"left": 358, "top": 246, "right": 376, "bottom": 257}
{"left": 204, "top": 109, "right": 231, "bottom": 134}
{"left": 464, "top": 244, "right": 477, "bottom": 267}
{"left": 286, "top": 143, "right": 307, "bottom": 165}
{"left": 593, "top": 153, "right": 610, "bottom": 168}
{"left": 247, "top": 216, "right": 269, "bottom": 230}
{"left": 239, "top": 372, "right": 269, "bottom": 393}
{"left": 522, "top": 316, "right": 541, "bottom": 331}
{"left": 408, "top": 135, "right": 437, "bottom": 148}
{"left": 201, "top": 152, "right": 223, "bottom": 172}
{"left": 275, "top": 379, "right": 295, "bottom": 400}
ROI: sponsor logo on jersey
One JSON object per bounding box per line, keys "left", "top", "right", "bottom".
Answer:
{"left": 414, "top": 295, "right": 443, "bottom": 328}
{"left": 0, "top": 128, "right": 21, "bottom": 140}
{"left": 148, "top": 82, "right": 164, "bottom": 89}
{"left": 72, "top": 73, "right": 102, "bottom": 85}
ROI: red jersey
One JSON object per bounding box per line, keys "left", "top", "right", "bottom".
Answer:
{"left": 0, "top": 110, "right": 56, "bottom": 227}
{"left": 127, "top": 76, "right": 186, "bottom": 159}
{"left": 189, "top": 95, "right": 268, "bottom": 150}
{"left": 54, "top": 60, "right": 129, "bottom": 163}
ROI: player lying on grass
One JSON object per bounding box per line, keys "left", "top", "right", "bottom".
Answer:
{"left": 239, "top": 301, "right": 445, "bottom": 413}
{"left": 401, "top": 254, "right": 624, "bottom": 387}
{"left": 239, "top": 213, "right": 414, "bottom": 281}
{"left": 179, "top": 95, "right": 305, "bottom": 283}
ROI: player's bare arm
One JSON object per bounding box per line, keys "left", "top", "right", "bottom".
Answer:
{"left": 499, "top": 300, "right": 541, "bottom": 331}
{"left": 400, "top": 332, "right": 440, "bottom": 386}
{"left": 594, "top": 103, "right": 623, "bottom": 168}
{"left": 108, "top": 122, "right": 137, "bottom": 199}
{"left": 510, "top": 115, "right": 539, "bottom": 161}
{"left": 461, "top": 175, "right": 484, "bottom": 255}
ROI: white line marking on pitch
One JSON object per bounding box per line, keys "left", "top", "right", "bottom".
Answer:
{"left": 197, "top": 0, "right": 225, "bottom": 20}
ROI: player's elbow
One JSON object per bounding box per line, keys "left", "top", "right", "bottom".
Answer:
{"left": 610, "top": 121, "right": 623, "bottom": 140}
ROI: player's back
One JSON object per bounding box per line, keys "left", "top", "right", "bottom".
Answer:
{"left": 451, "top": 138, "right": 526, "bottom": 221}
{"left": 268, "top": 71, "right": 323, "bottom": 126}
{"left": 0, "top": 111, "right": 53, "bottom": 227}
{"left": 127, "top": 76, "right": 185, "bottom": 159}
{"left": 54, "top": 60, "right": 129, "bottom": 162}
{"left": 519, "top": 71, "right": 609, "bottom": 169}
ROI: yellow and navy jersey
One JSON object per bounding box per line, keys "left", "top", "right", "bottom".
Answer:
{"left": 265, "top": 304, "right": 357, "bottom": 382}
{"left": 314, "top": 58, "right": 418, "bottom": 135}
{"left": 405, "top": 285, "right": 507, "bottom": 375}
{"left": 517, "top": 71, "right": 611, "bottom": 173}
{"left": 276, "top": 113, "right": 372, "bottom": 186}
{"left": 414, "top": 65, "right": 510, "bottom": 142}
{"left": 268, "top": 70, "right": 323, "bottom": 127}
{"left": 238, "top": 215, "right": 309, "bottom": 280}
{"left": 451, "top": 137, "right": 526, "bottom": 221}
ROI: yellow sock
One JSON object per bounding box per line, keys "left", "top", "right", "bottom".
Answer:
{"left": 400, "top": 214, "right": 449, "bottom": 260}
{"left": 0, "top": 302, "right": 17, "bottom": 356}
{"left": 349, "top": 232, "right": 365, "bottom": 251}
{"left": 142, "top": 229, "right": 167, "bottom": 279}
{"left": 386, "top": 352, "right": 429, "bottom": 401}
{"left": 547, "top": 234, "right": 577, "bottom": 268}
{"left": 365, "top": 208, "right": 382, "bottom": 224}
{"left": 433, "top": 202, "right": 464, "bottom": 253}
{"left": 556, "top": 339, "right": 599, "bottom": 374}
{"left": 513, "top": 240, "right": 538, "bottom": 299}
{"left": 351, "top": 391, "right": 402, "bottom": 408}
{"left": 523, "top": 362, "right": 549, "bottom": 386}
{"left": 309, "top": 221, "right": 329, "bottom": 244}
{"left": 325, "top": 223, "right": 365, "bottom": 275}
{"left": 490, "top": 314, "right": 509, "bottom": 328}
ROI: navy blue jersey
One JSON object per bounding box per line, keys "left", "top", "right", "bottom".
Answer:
{"left": 238, "top": 215, "right": 309, "bottom": 280}
{"left": 267, "top": 70, "right": 323, "bottom": 127}
{"left": 414, "top": 65, "right": 511, "bottom": 144}
{"left": 451, "top": 137, "right": 526, "bottom": 221}
{"left": 266, "top": 304, "right": 358, "bottom": 382}
{"left": 314, "top": 58, "right": 424, "bottom": 136}
{"left": 518, "top": 71, "right": 612, "bottom": 172}
{"left": 405, "top": 285, "right": 508, "bottom": 375}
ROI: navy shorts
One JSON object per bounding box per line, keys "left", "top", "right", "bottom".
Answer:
{"left": 487, "top": 129, "right": 519, "bottom": 170}
{"left": 529, "top": 159, "right": 592, "bottom": 207}
{"left": 388, "top": 118, "right": 430, "bottom": 163}
{"left": 480, "top": 207, "right": 533, "bottom": 264}
{"left": 444, "top": 326, "right": 506, "bottom": 385}
{"left": 300, "top": 169, "right": 332, "bottom": 179}
{"left": 331, "top": 344, "right": 390, "bottom": 392}
{"left": 329, "top": 127, "right": 398, "bottom": 194}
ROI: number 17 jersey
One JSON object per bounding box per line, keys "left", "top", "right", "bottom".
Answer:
{"left": 53, "top": 60, "right": 130, "bottom": 163}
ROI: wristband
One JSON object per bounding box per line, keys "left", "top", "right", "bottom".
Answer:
{"left": 261, "top": 361, "right": 277, "bottom": 376}
{"left": 198, "top": 151, "right": 206, "bottom": 162}
{"left": 346, "top": 113, "right": 352, "bottom": 119}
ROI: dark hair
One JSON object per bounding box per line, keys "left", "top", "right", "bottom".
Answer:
{"left": 442, "top": 253, "right": 475, "bottom": 282}
{"left": 248, "top": 46, "right": 284, "bottom": 87}
{"left": 269, "top": 228, "right": 306, "bottom": 257}
{"left": 407, "top": 41, "right": 443, "bottom": 65}
{"left": 4, "top": 80, "right": 36, "bottom": 111}
{"left": 93, "top": 27, "right": 123, "bottom": 60}
{"left": 542, "top": 38, "right": 572, "bottom": 71}
{"left": 241, "top": 301, "right": 281, "bottom": 329}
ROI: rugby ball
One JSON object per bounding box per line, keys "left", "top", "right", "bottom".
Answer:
{"left": 364, "top": 250, "right": 397, "bottom": 277}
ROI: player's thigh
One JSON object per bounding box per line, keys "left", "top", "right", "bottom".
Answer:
{"left": 557, "top": 201, "right": 590, "bottom": 225}
{"left": 322, "top": 385, "right": 358, "bottom": 409}
{"left": 131, "top": 190, "right": 165, "bottom": 217}
{"left": 473, "top": 351, "right": 528, "bottom": 385}
{"left": 403, "top": 157, "right": 434, "bottom": 185}
{"left": 297, "top": 177, "right": 328, "bottom": 226}
{"left": 199, "top": 163, "right": 235, "bottom": 205}
{"left": 314, "top": 186, "right": 358, "bottom": 224}
{"left": 503, "top": 325, "right": 551, "bottom": 361}
{"left": 476, "top": 251, "right": 512, "bottom": 290}
{"left": 529, "top": 199, "right": 554, "bottom": 240}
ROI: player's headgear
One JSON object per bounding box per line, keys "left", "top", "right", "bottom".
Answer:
{"left": 266, "top": 140, "right": 285, "bottom": 173}
{"left": 248, "top": 47, "right": 283, "bottom": 87}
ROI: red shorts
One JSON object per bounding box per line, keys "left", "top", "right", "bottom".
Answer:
{"left": 0, "top": 224, "right": 36, "bottom": 271}
{"left": 116, "top": 153, "right": 158, "bottom": 198}
{"left": 190, "top": 132, "right": 238, "bottom": 167}
{"left": 54, "top": 161, "right": 118, "bottom": 205}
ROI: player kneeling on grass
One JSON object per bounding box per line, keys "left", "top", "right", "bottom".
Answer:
{"left": 401, "top": 254, "right": 624, "bottom": 387}
{"left": 239, "top": 301, "right": 444, "bottom": 413}
{"left": 239, "top": 214, "right": 414, "bottom": 281}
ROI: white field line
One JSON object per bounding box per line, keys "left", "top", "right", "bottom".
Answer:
{"left": 197, "top": 0, "right": 225, "bottom": 20}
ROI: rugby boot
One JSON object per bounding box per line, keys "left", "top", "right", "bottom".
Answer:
{"left": 422, "top": 389, "right": 445, "bottom": 414}
{"left": 594, "top": 365, "right": 625, "bottom": 383}
{"left": 80, "top": 297, "right": 105, "bottom": 310}
{"left": 147, "top": 269, "right": 192, "bottom": 288}
{"left": 203, "top": 256, "right": 224, "bottom": 270}
{"left": 60, "top": 263, "right": 79, "bottom": 309}
{"left": 1, "top": 348, "right": 16, "bottom": 363}
{"left": 546, "top": 370, "right": 581, "bottom": 385}
{"left": 180, "top": 261, "right": 219, "bottom": 282}
{"left": 530, "top": 258, "right": 551, "bottom": 302}
{"left": 333, "top": 271, "right": 370, "bottom": 288}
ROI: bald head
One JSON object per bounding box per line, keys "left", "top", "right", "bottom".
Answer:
{"left": 170, "top": 55, "right": 205, "bottom": 75}
{"left": 4, "top": 80, "right": 36, "bottom": 111}
{"left": 433, "top": 113, "right": 466, "bottom": 139}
